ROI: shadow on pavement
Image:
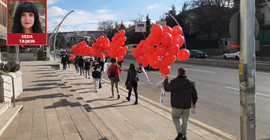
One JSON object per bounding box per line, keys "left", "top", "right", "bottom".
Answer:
{"left": 89, "top": 100, "right": 132, "bottom": 110}
{"left": 86, "top": 97, "right": 118, "bottom": 103}
{"left": 23, "top": 86, "right": 56, "bottom": 91}
{"left": 32, "top": 79, "right": 61, "bottom": 83}
{"left": 16, "top": 93, "right": 73, "bottom": 102}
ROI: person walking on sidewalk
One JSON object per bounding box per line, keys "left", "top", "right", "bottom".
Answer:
{"left": 97, "top": 57, "right": 104, "bottom": 88}
{"left": 61, "top": 56, "right": 67, "bottom": 70}
{"left": 84, "top": 58, "right": 91, "bottom": 79}
{"left": 164, "top": 68, "right": 198, "bottom": 140}
{"left": 108, "top": 58, "right": 122, "bottom": 99}
{"left": 78, "top": 56, "right": 85, "bottom": 75}
{"left": 125, "top": 63, "right": 139, "bottom": 104}
{"left": 74, "top": 55, "right": 80, "bottom": 72}
{"left": 92, "top": 64, "right": 101, "bottom": 92}
{"left": 65, "top": 54, "right": 70, "bottom": 68}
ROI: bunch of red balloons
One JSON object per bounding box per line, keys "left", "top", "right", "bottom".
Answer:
{"left": 70, "top": 41, "right": 94, "bottom": 60}
{"left": 132, "top": 24, "right": 190, "bottom": 75}
{"left": 91, "top": 35, "right": 110, "bottom": 60}
{"left": 70, "top": 29, "right": 128, "bottom": 61}
{"left": 108, "top": 29, "right": 128, "bottom": 61}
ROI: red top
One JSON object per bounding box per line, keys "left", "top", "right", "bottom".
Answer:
{"left": 108, "top": 63, "right": 122, "bottom": 78}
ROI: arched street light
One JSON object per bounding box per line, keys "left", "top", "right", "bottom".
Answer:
{"left": 169, "top": 14, "right": 187, "bottom": 49}
{"left": 48, "top": 10, "right": 74, "bottom": 60}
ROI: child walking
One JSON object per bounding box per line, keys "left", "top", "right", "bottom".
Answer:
{"left": 92, "top": 65, "right": 101, "bottom": 92}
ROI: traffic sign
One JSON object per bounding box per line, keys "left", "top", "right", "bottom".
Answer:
{"left": 229, "top": 12, "right": 259, "bottom": 44}
{"left": 135, "top": 21, "right": 146, "bottom": 32}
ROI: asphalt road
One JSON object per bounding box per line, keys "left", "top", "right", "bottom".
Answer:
{"left": 106, "top": 57, "right": 270, "bottom": 140}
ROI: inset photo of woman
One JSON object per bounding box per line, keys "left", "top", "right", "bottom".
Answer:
{"left": 7, "top": 0, "right": 47, "bottom": 45}
{"left": 8, "top": 1, "right": 45, "bottom": 33}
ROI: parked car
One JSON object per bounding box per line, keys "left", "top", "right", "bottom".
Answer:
{"left": 189, "top": 50, "right": 207, "bottom": 58}
{"left": 60, "top": 51, "right": 67, "bottom": 57}
{"left": 223, "top": 50, "right": 239, "bottom": 60}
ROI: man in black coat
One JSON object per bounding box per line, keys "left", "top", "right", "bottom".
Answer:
{"left": 61, "top": 56, "right": 67, "bottom": 70}
{"left": 164, "top": 68, "right": 198, "bottom": 140}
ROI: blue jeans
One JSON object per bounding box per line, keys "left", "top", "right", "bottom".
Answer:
{"left": 171, "top": 107, "right": 190, "bottom": 137}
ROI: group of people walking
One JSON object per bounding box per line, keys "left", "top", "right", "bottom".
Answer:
{"left": 61, "top": 55, "right": 198, "bottom": 140}
{"left": 60, "top": 54, "right": 70, "bottom": 70}
{"left": 70, "top": 55, "right": 104, "bottom": 92}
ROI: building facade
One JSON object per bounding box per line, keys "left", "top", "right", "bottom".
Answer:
{"left": 0, "top": 0, "right": 7, "bottom": 45}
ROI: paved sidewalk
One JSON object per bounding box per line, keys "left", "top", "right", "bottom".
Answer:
{"left": 0, "top": 60, "right": 238, "bottom": 140}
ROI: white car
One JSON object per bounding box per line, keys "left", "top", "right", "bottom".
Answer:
{"left": 223, "top": 50, "right": 239, "bottom": 60}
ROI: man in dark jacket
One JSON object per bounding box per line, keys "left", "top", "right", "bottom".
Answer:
{"left": 61, "top": 56, "right": 67, "bottom": 70}
{"left": 164, "top": 68, "right": 198, "bottom": 140}
{"left": 78, "top": 56, "right": 85, "bottom": 75}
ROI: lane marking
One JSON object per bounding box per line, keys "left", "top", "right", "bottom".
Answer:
{"left": 224, "top": 86, "right": 270, "bottom": 98}
{"left": 185, "top": 68, "right": 217, "bottom": 74}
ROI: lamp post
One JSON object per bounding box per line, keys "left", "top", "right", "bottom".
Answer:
{"left": 265, "top": 0, "right": 270, "bottom": 12}
{"left": 48, "top": 10, "right": 74, "bottom": 60}
{"left": 169, "top": 14, "right": 187, "bottom": 49}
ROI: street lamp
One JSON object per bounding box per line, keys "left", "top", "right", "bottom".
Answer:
{"left": 169, "top": 14, "right": 187, "bottom": 49}
{"left": 265, "top": 0, "right": 270, "bottom": 12}
{"left": 48, "top": 10, "right": 74, "bottom": 60}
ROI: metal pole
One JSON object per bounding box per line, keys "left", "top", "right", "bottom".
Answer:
{"left": 169, "top": 14, "right": 187, "bottom": 49}
{"left": 15, "top": 45, "right": 19, "bottom": 62}
{"left": 239, "top": 0, "right": 256, "bottom": 139}
{"left": 12, "top": 77, "right": 15, "bottom": 107}
{"left": 265, "top": 0, "right": 270, "bottom": 12}
{"left": 53, "top": 10, "right": 74, "bottom": 60}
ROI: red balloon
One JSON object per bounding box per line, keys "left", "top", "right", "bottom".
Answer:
{"left": 119, "top": 29, "right": 126, "bottom": 36}
{"left": 172, "top": 26, "right": 183, "bottom": 37}
{"left": 160, "top": 65, "right": 171, "bottom": 75}
{"left": 149, "top": 34, "right": 160, "bottom": 45}
{"left": 143, "top": 43, "right": 155, "bottom": 54}
{"left": 162, "top": 54, "right": 176, "bottom": 66}
{"left": 163, "top": 26, "right": 172, "bottom": 34}
{"left": 120, "top": 36, "right": 127, "bottom": 43}
{"left": 123, "top": 46, "right": 128, "bottom": 51}
{"left": 151, "top": 24, "right": 163, "bottom": 38}
{"left": 156, "top": 44, "right": 167, "bottom": 56}
{"left": 118, "top": 56, "right": 123, "bottom": 61}
{"left": 160, "top": 32, "right": 172, "bottom": 46}
{"left": 172, "top": 35, "right": 185, "bottom": 47}
{"left": 177, "top": 49, "right": 190, "bottom": 61}
{"left": 150, "top": 58, "right": 162, "bottom": 69}
{"left": 167, "top": 43, "right": 179, "bottom": 55}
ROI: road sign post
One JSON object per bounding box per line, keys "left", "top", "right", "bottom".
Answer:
{"left": 239, "top": 0, "right": 256, "bottom": 139}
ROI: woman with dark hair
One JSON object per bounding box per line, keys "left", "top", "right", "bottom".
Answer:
{"left": 125, "top": 63, "right": 139, "bottom": 104}
{"left": 11, "top": 2, "right": 43, "bottom": 33}
{"left": 107, "top": 58, "right": 122, "bottom": 99}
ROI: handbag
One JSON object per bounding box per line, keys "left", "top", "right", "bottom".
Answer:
{"left": 136, "top": 75, "right": 139, "bottom": 81}
{"left": 108, "top": 65, "right": 117, "bottom": 79}
{"left": 126, "top": 70, "right": 132, "bottom": 90}
{"left": 126, "top": 83, "right": 132, "bottom": 90}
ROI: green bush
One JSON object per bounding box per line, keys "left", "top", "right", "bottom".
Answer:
{"left": 0, "top": 61, "right": 20, "bottom": 72}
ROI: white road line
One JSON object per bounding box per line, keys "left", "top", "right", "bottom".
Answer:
{"left": 185, "top": 68, "right": 217, "bottom": 74}
{"left": 224, "top": 86, "right": 270, "bottom": 98}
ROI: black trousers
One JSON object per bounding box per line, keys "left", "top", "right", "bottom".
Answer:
{"left": 128, "top": 81, "right": 138, "bottom": 102}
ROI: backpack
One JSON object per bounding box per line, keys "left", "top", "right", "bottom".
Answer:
{"left": 92, "top": 70, "right": 101, "bottom": 78}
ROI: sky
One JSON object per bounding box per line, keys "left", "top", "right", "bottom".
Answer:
{"left": 47, "top": 0, "right": 189, "bottom": 33}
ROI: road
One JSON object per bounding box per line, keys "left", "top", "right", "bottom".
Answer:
{"left": 105, "top": 57, "right": 270, "bottom": 140}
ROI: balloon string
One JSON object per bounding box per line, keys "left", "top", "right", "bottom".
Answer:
{"left": 168, "top": 14, "right": 187, "bottom": 49}
{"left": 142, "top": 67, "right": 153, "bottom": 84}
